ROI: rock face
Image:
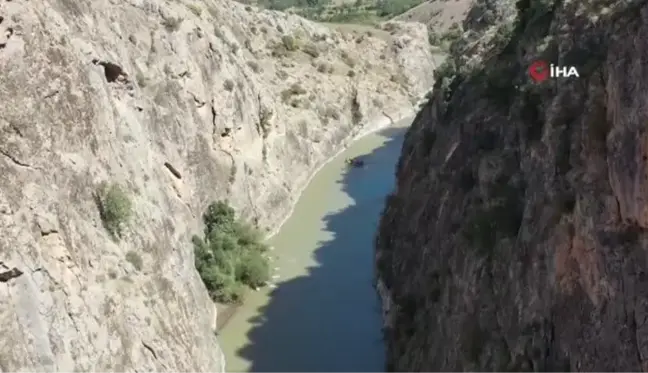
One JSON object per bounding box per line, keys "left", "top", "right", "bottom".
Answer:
{"left": 0, "top": 0, "right": 435, "bottom": 370}
{"left": 376, "top": 0, "right": 648, "bottom": 370}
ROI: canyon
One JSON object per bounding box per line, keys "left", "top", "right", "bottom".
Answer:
{"left": 0, "top": 0, "right": 435, "bottom": 370}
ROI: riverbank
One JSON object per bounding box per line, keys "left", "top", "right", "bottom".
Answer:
{"left": 264, "top": 107, "right": 420, "bottom": 240}
{"left": 216, "top": 303, "right": 241, "bottom": 331}
{"left": 214, "top": 107, "right": 418, "bottom": 333}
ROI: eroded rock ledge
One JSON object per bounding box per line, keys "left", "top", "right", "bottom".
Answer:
{"left": 376, "top": 0, "right": 648, "bottom": 370}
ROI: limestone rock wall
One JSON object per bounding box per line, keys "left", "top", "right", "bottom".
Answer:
{"left": 0, "top": 0, "right": 435, "bottom": 370}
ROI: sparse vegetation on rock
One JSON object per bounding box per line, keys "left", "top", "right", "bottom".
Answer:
{"left": 316, "top": 61, "right": 334, "bottom": 73}
{"left": 193, "top": 201, "right": 270, "bottom": 304}
{"left": 340, "top": 50, "right": 356, "bottom": 67}
{"left": 98, "top": 182, "right": 133, "bottom": 240}
{"left": 247, "top": 60, "right": 261, "bottom": 72}
{"left": 281, "top": 34, "right": 299, "bottom": 51}
{"left": 126, "top": 250, "right": 144, "bottom": 271}
{"left": 281, "top": 82, "right": 307, "bottom": 102}
{"left": 321, "top": 105, "right": 340, "bottom": 121}
{"left": 302, "top": 42, "right": 320, "bottom": 57}
{"left": 161, "top": 16, "right": 183, "bottom": 32}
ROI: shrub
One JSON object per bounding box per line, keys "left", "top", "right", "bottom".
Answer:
{"left": 428, "top": 28, "right": 442, "bottom": 45}
{"left": 281, "top": 34, "right": 298, "bottom": 51}
{"left": 161, "top": 16, "right": 182, "bottom": 32}
{"left": 214, "top": 27, "right": 224, "bottom": 39}
{"left": 194, "top": 201, "right": 270, "bottom": 304}
{"left": 259, "top": 107, "right": 274, "bottom": 139}
{"left": 390, "top": 73, "right": 409, "bottom": 86}
{"left": 323, "top": 106, "right": 339, "bottom": 120}
{"left": 223, "top": 79, "right": 234, "bottom": 91}
{"left": 302, "top": 43, "right": 320, "bottom": 58}
{"left": 288, "top": 82, "right": 307, "bottom": 95}
{"left": 340, "top": 51, "right": 355, "bottom": 67}
{"left": 236, "top": 250, "right": 269, "bottom": 287}
{"left": 98, "top": 183, "right": 132, "bottom": 239}
{"left": 317, "top": 62, "right": 333, "bottom": 73}
{"left": 441, "top": 22, "right": 463, "bottom": 45}
{"left": 280, "top": 91, "right": 291, "bottom": 102}
{"left": 281, "top": 83, "right": 307, "bottom": 102}
{"left": 247, "top": 60, "right": 261, "bottom": 73}
{"left": 269, "top": 42, "right": 289, "bottom": 58}
{"left": 125, "top": 250, "right": 143, "bottom": 271}
{"left": 276, "top": 69, "right": 288, "bottom": 80}
{"left": 136, "top": 72, "right": 148, "bottom": 87}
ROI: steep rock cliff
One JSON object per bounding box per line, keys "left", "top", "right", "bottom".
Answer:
{"left": 0, "top": 0, "right": 435, "bottom": 370}
{"left": 376, "top": 0, "right": 648, "bottom": 370}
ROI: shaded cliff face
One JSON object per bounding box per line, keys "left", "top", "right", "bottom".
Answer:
{"left": 0, "top": 0, "right": 435, "bottom": 370}
{"left": 376, "top": 0, "right": 648, "bottom": 370}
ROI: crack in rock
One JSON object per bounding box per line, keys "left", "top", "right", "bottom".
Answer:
{"left": 37, "top": 217, "right": 59, "bottom": 236}
{"left": 142, "top": 341, "right": 158, "bottom": 360}
{"left": 163, "top": 162, "right": 182, "bottom": 179}
{"left": 0, "top": 267, "right": 23, "bottom": 283}
{"left": 0, "top": 148, "right": 32, "bottom": 168}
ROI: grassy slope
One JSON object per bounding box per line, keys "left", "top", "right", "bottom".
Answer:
{"left": 393, "top": 0, "right": 472, "bottom": 32}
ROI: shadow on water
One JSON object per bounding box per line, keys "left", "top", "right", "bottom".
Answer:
{"left": 236, "top": 126, "right": 408, "bottom": 372}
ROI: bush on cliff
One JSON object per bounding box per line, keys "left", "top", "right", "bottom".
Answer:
{"left": 193, "top": 201, "right": 270, "bottom": 304}
{"left": 97, "top": 182, "right": 133, "bottom": 240}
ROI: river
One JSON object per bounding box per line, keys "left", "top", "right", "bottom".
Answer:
{"left": 218, "top": 118, "right": 412, "bottom": 372}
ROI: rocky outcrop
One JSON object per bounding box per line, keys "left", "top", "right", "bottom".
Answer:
{"left": 376, "top": 0, "right": 648, "bottom": 370}
{"left": 0, "top": 0, "right": 435, "bottom": 370}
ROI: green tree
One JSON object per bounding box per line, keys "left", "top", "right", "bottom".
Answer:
{"left": 203, "top": 201, "right": 236, "bottom": 234}
{"left": 193, "top": 201, "right": 271, "bottom": 304}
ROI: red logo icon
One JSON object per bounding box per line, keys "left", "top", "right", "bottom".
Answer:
{"left": 528, "top": 60, "right": 549, "bottom": 83}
